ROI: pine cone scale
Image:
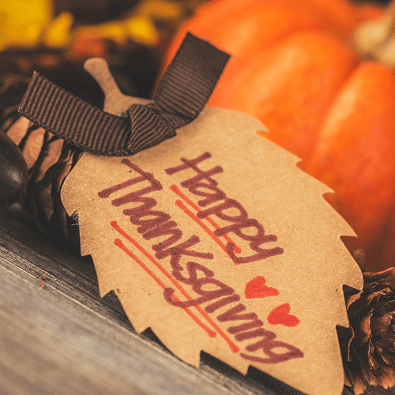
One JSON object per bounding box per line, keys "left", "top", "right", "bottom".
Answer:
{"left": 340, "top": 266, "right": 395, "bottom": 394}
{"left": 6, "top": 116, "right": 31, "bottom": 145}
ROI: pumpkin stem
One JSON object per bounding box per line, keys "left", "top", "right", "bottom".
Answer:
{"left": 354, "top": 1, "right": 395, "bottom": 68}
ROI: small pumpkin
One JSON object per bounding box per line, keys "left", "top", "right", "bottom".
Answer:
{"left": 163, "top": 0, "right": 395, "bottom": 271}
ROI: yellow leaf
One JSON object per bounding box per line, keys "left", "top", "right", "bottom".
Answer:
{"left": 0, "top": 0, "right": 53, "bottom": 51}
{"left": 124, "top": 16, "right": 159, "bottom": 46}
{"left": 43, "top": 11, "right": 74, "bottom": 48}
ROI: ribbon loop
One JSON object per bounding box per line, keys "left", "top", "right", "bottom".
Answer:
{"left": 18, "top": 33, "right": 230, "bottom": 156}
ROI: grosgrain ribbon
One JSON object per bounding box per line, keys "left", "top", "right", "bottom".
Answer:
{"left": 18, "top": 33, "right": 230, "bottom": 155}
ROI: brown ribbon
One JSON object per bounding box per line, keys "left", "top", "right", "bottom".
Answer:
{"left": 18, "top": 33, "right": 230, "bottom": 155}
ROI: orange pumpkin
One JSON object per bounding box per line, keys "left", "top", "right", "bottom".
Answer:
{"left": 162, "top": 0, "right": 395, "bottom": 271}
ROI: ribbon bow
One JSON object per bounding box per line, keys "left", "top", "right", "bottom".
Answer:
{"left": 18, "top": 33, "right": 230, "bottom": 155}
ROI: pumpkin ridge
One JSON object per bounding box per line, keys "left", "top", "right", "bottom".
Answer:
{"left": 301, "top": 44, "right": 360, "bottom": 161}
{"left": 304, "top": 62, "right": 395, "bottom": 266}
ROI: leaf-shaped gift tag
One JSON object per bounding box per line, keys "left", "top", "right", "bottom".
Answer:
{"left": 19, "top": 35, "right": 363, "bottom": 395}
{"left": 61, "top": 65, "right": 362, "bottom": 395}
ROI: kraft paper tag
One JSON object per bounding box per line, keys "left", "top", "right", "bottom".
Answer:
{"left": 61, "top": 59, "right": 363, "bottom": 395}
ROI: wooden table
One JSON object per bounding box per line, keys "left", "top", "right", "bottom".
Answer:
{"left": 0, "top": 206, "right": 393, "bottom": 395}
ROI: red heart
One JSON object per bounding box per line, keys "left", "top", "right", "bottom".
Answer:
{"left": 267, "top": 303, "right": 300, "bottom": 327}
{"left": 245, "top": 276, "right": 279, "bottom": 299}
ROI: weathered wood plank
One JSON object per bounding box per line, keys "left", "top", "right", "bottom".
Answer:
{"left": 0, "top": 207, "right": 393, "bottom": 395}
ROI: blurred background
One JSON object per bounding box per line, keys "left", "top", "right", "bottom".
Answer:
{"left": 0, "top": 0, "right": 207, "bottom": 108}
{"left": 1, "top": 0, "right": 388, "bottom": 104}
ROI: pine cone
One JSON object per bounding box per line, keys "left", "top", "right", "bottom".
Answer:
{"left": 7, "top": 119, "right": 81, "bottom": 249}
{"left": 339, "top": 250, "right": 395, "bottom": 395}
{"left": 0, "top": 72, "right": 81, "bottom": 250}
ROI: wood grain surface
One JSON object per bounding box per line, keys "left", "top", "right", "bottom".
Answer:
{"left": 0, "top": 205, "right": 393, "bottom": 395}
